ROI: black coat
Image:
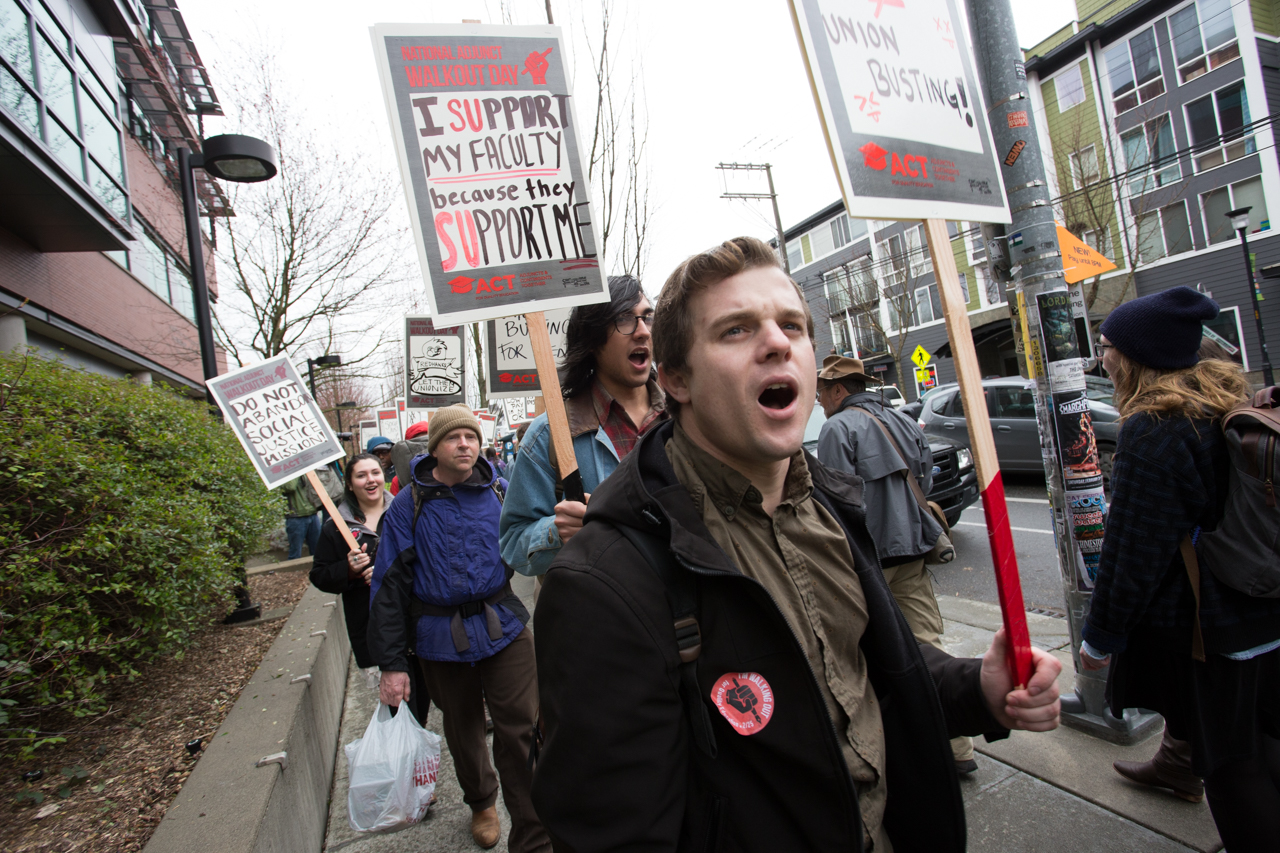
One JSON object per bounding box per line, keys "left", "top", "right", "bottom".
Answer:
{"left": 310, "top": 506, "right": 380, "bottom": 669}
{"left": 531, "top": 419, "right": 1006, "bottom": 853}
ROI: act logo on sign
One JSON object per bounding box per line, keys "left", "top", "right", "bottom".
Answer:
{"left": 711, "top": 672, "right": 775, "bottom": 735}
{"left": 859, "top": 141, "right": 887, "bottom": 170}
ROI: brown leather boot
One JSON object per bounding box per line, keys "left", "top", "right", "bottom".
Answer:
{"left": 1113, "top": 727, "right": 1204, "bottom": 803}
{"left": 470, "top": 805, "right": 501, "bottom": 849}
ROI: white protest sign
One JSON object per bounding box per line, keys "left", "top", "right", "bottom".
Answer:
{"left": 789, "top": 0, "right": 1010, "bottom": 222}
{"left": 405, "top": 316, "right": 467, "bottom": 408}
{"left": 206, "top": 357, "right": 345, "bottom": 489}
{"left": 375, "top": 407, "right": 403, "bottom": 443}
{"left": 485, "top": 308, "right": 570, "bottom": 398}
{"left": 359, "top": 419, "right": 378, "bottom": 450}
{"left": 370, "top": 23, "right": 610, "bottom": 324}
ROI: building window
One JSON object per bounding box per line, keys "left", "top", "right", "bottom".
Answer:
{"left": 906, "top": 224, "right": 932, "bottom": 278}
{"left": 914, "top": 284, "right": 942, "bottom": 325}
{"left": 1056, "top": 63, "right": 1087, "bottom": 110}
{"left": 1083, "top": 227, "right": 1113, "bottom": 260}
{"left": 1168, "top": 0, "right": 1239, "bottom": 84}
{"left": 1069, "top": 146, "right": 1100, "bottom": 189}
{"left": 786, "top": 240, "right": 803, "bottom": 271}
{"left": 963, "top": 222, "right": 986, "bottom": 265}
{"left": 1121, "top": 114, "right": 1180, "bottom": 195}
{"left": 1134, "top": 201, "right": 1194, "bottom": 264}
{"left": 1104, "top": 26, "right": 1165, "bottom": 115}
{"left": 831, "top": 215, "right": 850, "bottom": 249}
{"left": 1185, "top": 81, "right": 1254, "bottom": 173}
{"left": 800, "top": 233, "right": 813, "bottom": 265}
{"left": 114, "top": 220, "right": 197, "bottom": 323}
{"left": 877, "top": 234, "right": 906, "bottom": 287}
{"left": 0, "top": 0, "right": 127, "bottom": 220}
{"left": 1202, "top": 176, "right": 1269, "bottom": 244}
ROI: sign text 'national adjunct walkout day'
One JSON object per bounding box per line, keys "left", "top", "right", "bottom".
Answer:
{"left": 371, "top": 23, "right": 610, "bottom": 325}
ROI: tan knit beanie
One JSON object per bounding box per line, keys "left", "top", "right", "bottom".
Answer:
{"left": 427, "top": 404, "right": 483, "bottom": 453}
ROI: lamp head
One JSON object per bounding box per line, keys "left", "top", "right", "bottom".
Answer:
{"left": 200, "top": 134, "right": 278, "bottom": 183}
{"left": 338, "top": 401, "right": 359, "bottom": 409}
{"left": 310, "top": 355, "right": 342, "bottom": 368}
{"left": 1227, "top": 206, "right": 1253, "bottom": 233}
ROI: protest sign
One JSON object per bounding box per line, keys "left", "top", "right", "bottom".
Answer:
{"left": 486, "top": 308, "right": 570, "bottom": 398}
{"left": 359, "top": 419, "right": 378, "bottom": 450}
{"left": 206, "top": 357, "right": 345, "bottom": 490}
{"left": 371, "top": 23, "right": 609, "bottom": 324}
{"left": 789, "top": 0, "right": 1010, "bottom": 222}
{"left": 376, "top": 407, "right": 403, "bottom": 443}
{"left": 405, "top": 316, "right": 467, "bottom": 408}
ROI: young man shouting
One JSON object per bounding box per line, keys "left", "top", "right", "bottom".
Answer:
{"left": 530, "top": 237, "right": 1061, "bottom": 852}
{"left": 368, "top": 405, "right": 548, "bottom": 852}
{"left": 500, "top": 275, "right": 667, "bottom": 578}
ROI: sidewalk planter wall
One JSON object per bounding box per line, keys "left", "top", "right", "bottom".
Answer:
{"left": 143, "top": 585, "right": 350, "bottom": 853}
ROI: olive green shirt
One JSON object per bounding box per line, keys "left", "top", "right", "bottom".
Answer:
{"left": 666, "top": 424, "right": 890, "bottom": 851}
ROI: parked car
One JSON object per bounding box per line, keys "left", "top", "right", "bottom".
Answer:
{"left": 803, "top": 406, "right": 979, "bottom": 527}
{"left": 901, "top": 382, "right": 956, "bottom": 420}
{"left": 917, "top": 377, "right": 1119, "bottom": 487}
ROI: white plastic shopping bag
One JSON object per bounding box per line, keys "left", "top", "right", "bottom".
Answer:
{"left": 345, "top": 702, "right": 442, "bottom": 833}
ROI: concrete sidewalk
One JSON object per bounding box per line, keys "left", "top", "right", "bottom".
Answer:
{"left": 322, "top": 583, "right": 1221, "bottom": 852}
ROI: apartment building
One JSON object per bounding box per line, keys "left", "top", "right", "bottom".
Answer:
{"left": 1025, "top": 0, "right": 1280, "bottom": 378}
{"left": 0, "top": 0, "right": 227, "bottom": 392}
{"left": 781, "top": 203, "right": 1016, "bottom": 400}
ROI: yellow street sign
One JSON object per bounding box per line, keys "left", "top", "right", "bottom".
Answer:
{"left": 911, "top": 345, "right": 931, "bottom": 367}
{"left": 1056, "top": 226, "right": 1117, "bottom": 284}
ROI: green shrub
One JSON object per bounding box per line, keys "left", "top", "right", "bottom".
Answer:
{"left": 0, "top": 352, "right": 282, "bottom": 733}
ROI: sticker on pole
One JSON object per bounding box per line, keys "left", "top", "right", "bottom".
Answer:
{"left": 788, "top": 0, "right": 1010, "bottom": 223}
{"left": 711, "top": 672, "right": 775, "bottom": 735}
{"left": 205, "top": 356, "right": 345, "bottom": 489}
{"left": 370, "top": 23, "right": 609, "bottom": 325}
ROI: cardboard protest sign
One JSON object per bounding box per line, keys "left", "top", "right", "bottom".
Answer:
{"left": 376, "top": 407, "right": 403, "bottom": 443}
{"left": 359, "top": 419, "right": 378, "bottom": 450}
{"left": 486, "top": 308, "right": 571, "bottom": 398}
{"left": 206, "top": 357, "right": 345, "bottom": 489}
{"left": 371, "top": 23, "right": 610, "bottom": 324}
{"left": 405, "top": 316, "right": 467, "bottom": 408}
{"left": 789, "top": 0, "right": 1010, "bottom": 222}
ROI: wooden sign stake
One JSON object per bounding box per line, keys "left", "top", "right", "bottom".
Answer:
{"left": 923, "top": 218, "right": 1033, "bottom": 688}
{"left": 305, "top": 469, "right": 359, "bottom": 552}
{"left": 525, "top": 311, "right": 585, "bottom": 502}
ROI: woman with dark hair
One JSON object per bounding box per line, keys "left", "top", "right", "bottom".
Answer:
{"left": 1081, "top": 287, "right": 1280, "bottom": 851}
{"left": 310, "top": 454, "right": 430, "bottom": 722}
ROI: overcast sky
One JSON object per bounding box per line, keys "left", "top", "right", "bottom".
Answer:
{"left": 181, "top": 0, "right": 1078, "bottom": 299}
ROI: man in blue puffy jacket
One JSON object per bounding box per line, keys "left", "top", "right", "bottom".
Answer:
{"left": 368, "top": 404, "right": 548, "bottom": 852}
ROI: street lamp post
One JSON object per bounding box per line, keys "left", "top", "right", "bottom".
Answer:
{"left": 335, "top": 400, "right": 358, "bottom": 457}
{"left": 178, "top": 134, "right": 278, "bottom": 405}
{"left": 306, "top": 354, "right": 342, "bottom": 400}
{"left": 1227, "top": 206, "right": 1275, "bottom": 386}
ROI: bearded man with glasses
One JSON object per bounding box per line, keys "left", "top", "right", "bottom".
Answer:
{"left": 500, "top": 275, "right": 668, "bottom": 581}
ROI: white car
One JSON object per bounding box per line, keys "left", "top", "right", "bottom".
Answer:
{"left": 877, "top": 384, "right": 907, "bottom": 409}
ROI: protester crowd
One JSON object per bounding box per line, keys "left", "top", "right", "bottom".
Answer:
{"left": 297, "top": 245, "right": 1276, "bottom": 853}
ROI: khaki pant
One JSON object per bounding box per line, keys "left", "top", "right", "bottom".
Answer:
{"left": 882, "top": 558, "right": 974, "bottom": 763}
{"left": 417, "top": 628, "right": 550, "bottom": 853}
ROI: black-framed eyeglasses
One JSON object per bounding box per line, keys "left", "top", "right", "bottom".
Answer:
{"left": 1096, "top": 343, "right": 1115, "bottom": 356}
{"left": 614, "top": 310, "right": 655, "bottom": 335}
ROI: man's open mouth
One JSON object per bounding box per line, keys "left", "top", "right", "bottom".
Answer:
{"left": 628, "top": 347, "right": 649, "bottom": 368}
{"left": 759, "top": 382, "right": 798, "bottom": 410}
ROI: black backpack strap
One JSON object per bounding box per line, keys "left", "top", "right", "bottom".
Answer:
{"left": 615, "top": 524, "right": 718, "bottom": 759}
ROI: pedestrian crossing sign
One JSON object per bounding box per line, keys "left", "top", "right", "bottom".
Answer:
{"left": 911, "top": 345, "right": 931, "bottom": 367}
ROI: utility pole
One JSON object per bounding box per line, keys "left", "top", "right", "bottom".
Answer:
{"left": 716, "top": 162, "right": 790, "bottom": 273}
{"left": 967, "top": 0, "right": 1159, "bottom": 742}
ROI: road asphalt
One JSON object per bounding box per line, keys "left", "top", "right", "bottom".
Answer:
{"left": 322, "top": 569, "right": 1221, "bottom": 853}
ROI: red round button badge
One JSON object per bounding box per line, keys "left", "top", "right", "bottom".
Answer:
{"left": 711, "top": 672, "right": 774, "bottom": 735}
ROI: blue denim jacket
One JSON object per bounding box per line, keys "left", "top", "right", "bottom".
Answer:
{"left": 499, "top": 412, "right": 621, "bottom": 576}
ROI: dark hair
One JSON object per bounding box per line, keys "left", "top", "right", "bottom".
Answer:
{"left": 1198, "top": 337, "right": 1234, "bottom": 363}
{"left": 343, "top": 453, "right": 383, "bottom": 522}
{"left": 484, "top": 446, "right": 496, "bottom": 458}
{"left": 558, "top": 275, "right": 649, "bottom": 398}
{"left": 823, "top": 377, "right": 866, "bottom": 395}
{"left": 654, "top": 236, "right": 814, "bottom": 417}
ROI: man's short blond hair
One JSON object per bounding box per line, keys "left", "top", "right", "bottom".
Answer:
{"left": 653, "top": 236, "right": 814, "bottom": 416}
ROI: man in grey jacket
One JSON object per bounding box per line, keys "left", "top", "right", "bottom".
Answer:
{"left": 815, "top": 354, "right": 976, "bottom": 773}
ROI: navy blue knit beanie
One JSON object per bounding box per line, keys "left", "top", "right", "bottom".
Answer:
{"left": 1099, "top": 286, "right": 1219, "bottom": 370}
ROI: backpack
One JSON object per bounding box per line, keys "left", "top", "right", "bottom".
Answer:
{"left": 1196, "top": 386, "right": 1280, "bottom": 599}
{"left": 392, "top": 438, "right": 432, "bottom": 488}
{"left": 303, "top": 463, "right": 344, "bottom": 509}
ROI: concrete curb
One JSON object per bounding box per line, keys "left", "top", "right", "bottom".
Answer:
{"left": 143, "top": 584, "right": 350, "bottom": 853}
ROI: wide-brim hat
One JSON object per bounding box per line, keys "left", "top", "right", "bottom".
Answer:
{"left": 817, "top": 354, "right": 878, "bottom": 385}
